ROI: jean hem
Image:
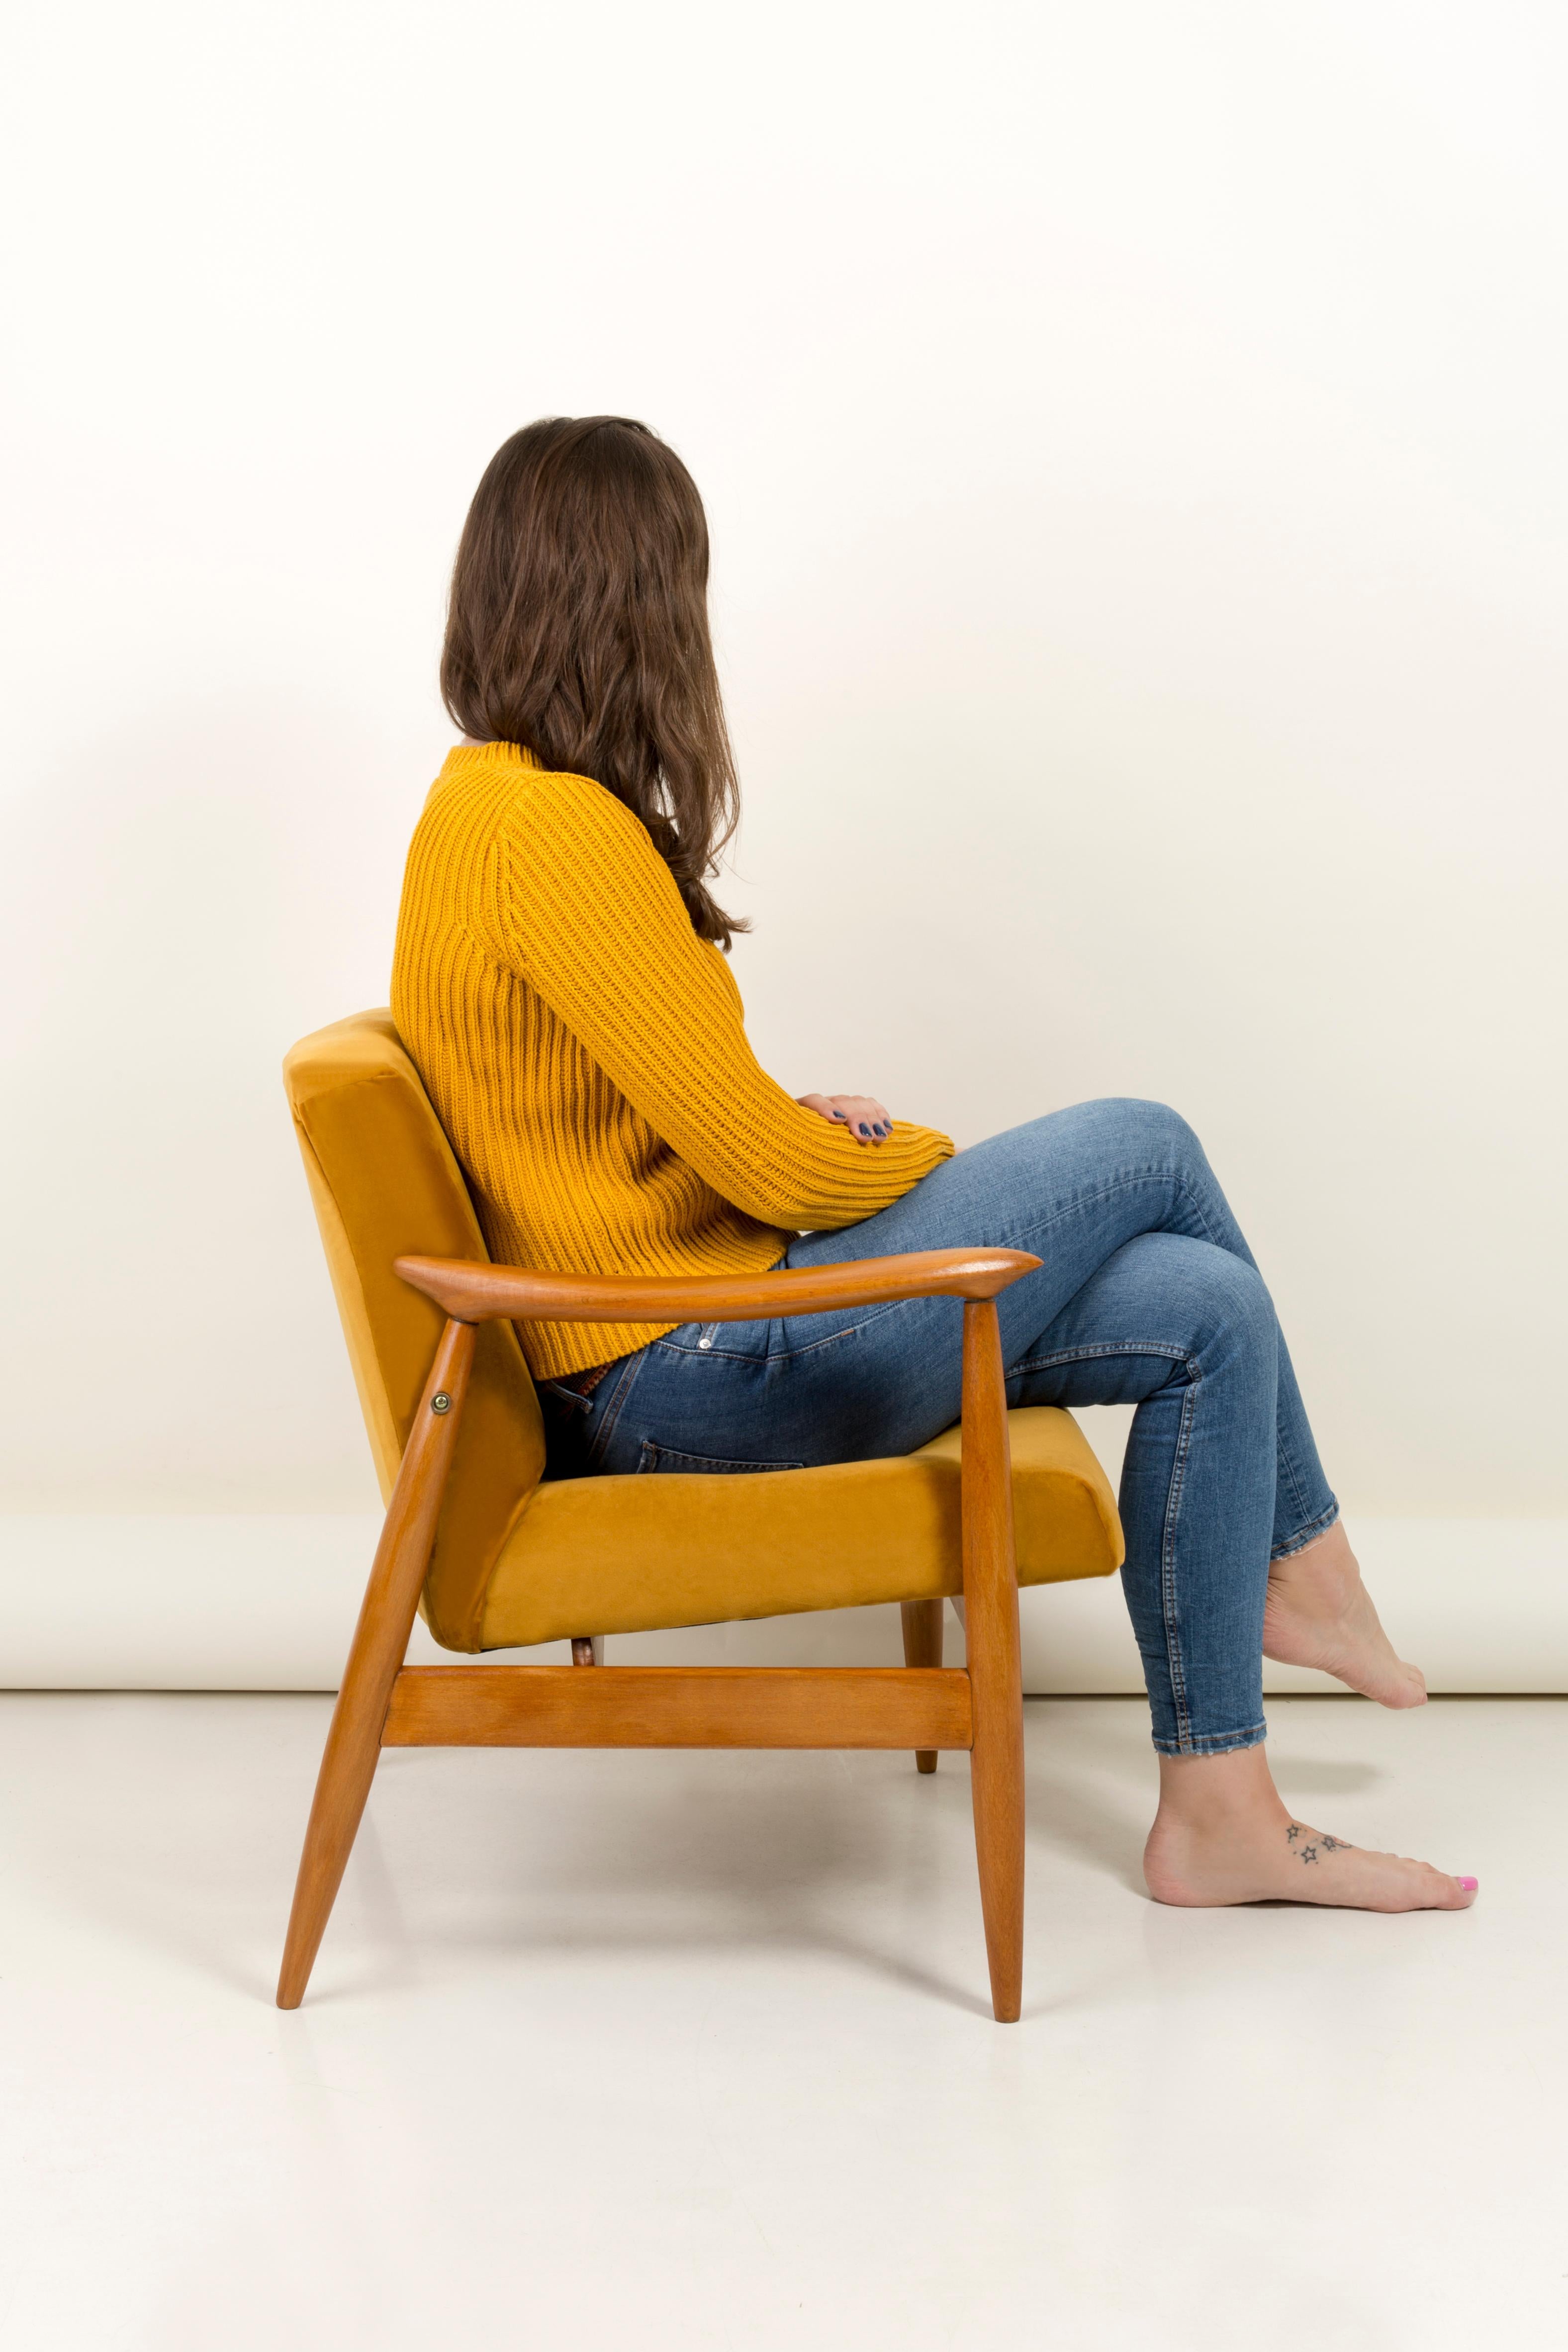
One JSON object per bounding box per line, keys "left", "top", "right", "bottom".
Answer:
{"left": 1152, "top": 1719, "right": 1268, "bottom": 1758}
{"left": 1270, "top": 1496, "right": 1341, "bottom": 1562}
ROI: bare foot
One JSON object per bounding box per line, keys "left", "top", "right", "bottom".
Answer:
{"left": 1263, "top": 1518, "right": 1427, "bottom": 1708}
{"left": 1146, "top": 1812, "right": 1477, "bottom": 1910}
{"left": 1143, "top": 1745, "right": 1476, "bottom": 1912}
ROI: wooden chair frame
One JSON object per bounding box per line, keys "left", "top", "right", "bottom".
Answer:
{"left": 277, "top": 1245, "right": 1039, "bottom": 2021}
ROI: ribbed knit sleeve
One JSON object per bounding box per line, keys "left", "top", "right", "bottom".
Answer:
{"left": 495, "top": 774, "right": 953, "bottom": 1229}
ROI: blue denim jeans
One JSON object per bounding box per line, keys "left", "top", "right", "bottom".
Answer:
{"left": 539, "top": 1100, "right": 1338, "bottom": 1754}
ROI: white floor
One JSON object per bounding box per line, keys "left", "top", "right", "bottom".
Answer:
{"left": 0, "top": 1695, "right": 1562, "bottom": 2351}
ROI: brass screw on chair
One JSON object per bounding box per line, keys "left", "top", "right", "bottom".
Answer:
{"left": 430, "top": 1392, "right": 452, "bottom": 1414}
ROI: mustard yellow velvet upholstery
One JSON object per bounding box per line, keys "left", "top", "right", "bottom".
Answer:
{"left": 285, "top": 1011, "right": 545, "bottom": 1651}
{"left": 285, "top": 1010, "right": 1125, "bottom": 1656}
{"left": 480, "top": 1409, "right": 1122, "bottom": 1649}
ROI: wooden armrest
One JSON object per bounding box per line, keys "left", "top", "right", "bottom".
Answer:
{"left": 394, "top": 1247, "right": 1042, "bottom": 1327}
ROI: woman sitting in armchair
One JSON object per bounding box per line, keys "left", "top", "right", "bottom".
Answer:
{"left": 391, "top": 413, "right": 1476, "bottom": 1917}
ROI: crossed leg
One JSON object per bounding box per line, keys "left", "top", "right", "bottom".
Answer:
{"left": 1006, "top": 1232, "right": 1474, "bottom": 1911}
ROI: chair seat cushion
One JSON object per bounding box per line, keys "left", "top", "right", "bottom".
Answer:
{"left": 476, "top": 1405, "right": 1123, "bottom": 1650}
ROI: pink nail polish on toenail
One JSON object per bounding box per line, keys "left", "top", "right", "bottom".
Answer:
{"left": 1457, "top": 1876, "right": 1478, "bottom": 1891}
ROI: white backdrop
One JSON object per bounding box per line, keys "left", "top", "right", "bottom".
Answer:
{"left": 2, "top": 2, "right": 1565, "bottom": 1685}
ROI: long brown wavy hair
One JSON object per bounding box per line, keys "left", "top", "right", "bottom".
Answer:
{"left": 441, "top": 416, "right": 745, "bottom": 947}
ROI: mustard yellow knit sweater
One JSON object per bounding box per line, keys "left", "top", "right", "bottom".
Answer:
{"left": 391, "top": 743, "right": 954, "bottom": 1378}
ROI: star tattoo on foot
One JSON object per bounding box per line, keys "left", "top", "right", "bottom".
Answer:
{"left": 1284, "top": 1823, "right": 1353, "bottom": 1863}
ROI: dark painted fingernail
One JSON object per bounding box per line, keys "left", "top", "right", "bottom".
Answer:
{"left": 874, "top": 1123, "right": 888, "bottom": 1136}
{"left": 832, "top": 1110, "right": 847, "bottom": 1120}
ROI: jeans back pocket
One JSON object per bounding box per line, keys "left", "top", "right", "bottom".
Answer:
{"left": 637, "top": 1440, "right": 806, "bottom": 1475}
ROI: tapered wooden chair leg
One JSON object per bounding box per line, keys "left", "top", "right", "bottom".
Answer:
{"left": 900, "top": 1599, "right": 944, "bottom": 1772}
{"left": 277, "top": 1318, "right": 476, "bottom": 2010}
{"left": 969, "top": 1641, "right": 1025, "bottom": 2021}
{"left": 960, "top": 1300, "right": 1025, "bottom": 2023}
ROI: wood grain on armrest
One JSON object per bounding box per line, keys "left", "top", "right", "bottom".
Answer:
{"left": 394, "top": 1248, "right": 1042, "bottom": 1327}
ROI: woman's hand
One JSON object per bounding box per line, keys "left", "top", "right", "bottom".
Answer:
{"left": 796, "top": 1092, "right": 894, "bottom": 1144}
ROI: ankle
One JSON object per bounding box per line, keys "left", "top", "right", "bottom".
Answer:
{"left": 1154, "top": 1744, "right": 1288, "bottom": 1834}
{"left": 1273, "top": 1517, "right": 1355, "bottom": 1587}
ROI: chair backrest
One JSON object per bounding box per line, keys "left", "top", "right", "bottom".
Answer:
{"left": 283, "top": 1008, "right": 546, "bottom": 1651}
